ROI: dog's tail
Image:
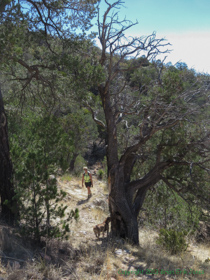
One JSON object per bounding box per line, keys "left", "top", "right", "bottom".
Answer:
{"left": 105, "top": 216, "right": 111, "bottom": 224}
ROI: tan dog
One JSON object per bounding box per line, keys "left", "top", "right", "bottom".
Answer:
{"left": 93, "top": 217, "right": 111, "bottom": 238}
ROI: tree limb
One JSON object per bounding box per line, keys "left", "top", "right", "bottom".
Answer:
{"left": 84, "top": 103, "right": 106, "bottom": 128}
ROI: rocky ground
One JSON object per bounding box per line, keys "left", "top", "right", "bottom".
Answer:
{"left": 0, "top": 172, "right": 209, "bottom": 280}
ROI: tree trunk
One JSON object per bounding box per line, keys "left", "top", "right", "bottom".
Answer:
{"left": 107, "top": 161, "right": 164, "bottom": 244}
{"left": 69, "top": 152, "right": 78, "bottom": 171}
{"left": 0, "top": 87, "right": 17, "bottom": 224}
{"left": 99, "top": 84, "right": 165, "bottom": 245}
{"left": 99, "top": 86, "right": 141, "bottom": 245}
{"left": 107, "top": 163, "right": 140, "bottom": 245}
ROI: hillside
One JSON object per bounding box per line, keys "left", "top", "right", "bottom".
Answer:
{"left": 0, "top": 171, "right": 209, "bottom": 280}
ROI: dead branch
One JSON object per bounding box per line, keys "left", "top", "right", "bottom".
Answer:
{"left": 84, "top": 103, "right": 106, "bottom": 128}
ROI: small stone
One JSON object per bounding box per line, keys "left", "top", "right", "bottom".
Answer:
{"left": 79, "top": 231, "right": 87, "bottom": 234}
{"left": 115, "top": 249, "right": 123, "bottom": 255}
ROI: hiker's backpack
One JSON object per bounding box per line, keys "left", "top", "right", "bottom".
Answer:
{"left": 84, "top": 171, "right": 91, "bottom": 183}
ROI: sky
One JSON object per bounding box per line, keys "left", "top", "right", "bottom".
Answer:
{"left": 93, "top": 0, "right": 210, "bottom": 74}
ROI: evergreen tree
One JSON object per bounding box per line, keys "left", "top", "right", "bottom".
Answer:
{"left": 86, "top": 0, "right": 210, "bottom": 244}
{"left": 0, "top": 0, "right": 99, "bottom": 223}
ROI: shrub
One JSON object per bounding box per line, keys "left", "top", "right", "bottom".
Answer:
{"left": 13, "top": 149, "right": 74, "bottom": 243}
{"left": 156, "top": 228, "right": 188, "bottom": 254}
{"left": 97, "top": 169, "right": 104, "bottom": 180}
{"left": 10, "top": 115, "right": 78, "bottom": 243}
{"left": 139, "top": 182, "right": 200, "bottom": 232}
{"left": 74, "top": 155, "right": 87, "bottom": 176}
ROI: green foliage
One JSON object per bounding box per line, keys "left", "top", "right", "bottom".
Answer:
{"left": 129, "top": 64, "right": 157, "bottom": 92}
{"left": 162, "top": 71, "right": 184, "bottom": 94}
{"left": 74, "top": 155, "right": 87, "bottom": 176}
{"left": 157, "top": 228, "right": 188, "bottom": 254}
{"left": 140, "top": 183, "right": 200, "bottom": 232}
{"left": 97, "top": 169, "right": 104, "bottom": 180}
{"left": 9, "top": 114, "right": 78, "bottom": 242}
{"left": 9, "top": 113, "right": 71, "bottom": 170}
{"left": 71, "top": 208, "right": 79, "bottom": 221}
{"left": 60, "top": 109, "right": 98, "bottom": 170}
{"left": 14, "top": 153, "right": 71, "bottom": 242}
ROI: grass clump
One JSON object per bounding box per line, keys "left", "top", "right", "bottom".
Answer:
{"left": 61, "top": 173, "right": 72, "bottom": 182}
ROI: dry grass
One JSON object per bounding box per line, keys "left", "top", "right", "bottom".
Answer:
{"left": 60, "top": 173, "right": 72, "bottom": 182}
{"left": 1, "top": 174, "right": 209, "bottom": 280}
{"left": 92, "top": 207, "right": 109, "bottom": 222}
{"left": 1, "top": 225, "right": 210, "bottom": 280}
{"left": 98, "top": 181, "right": 109, "bottom": 194}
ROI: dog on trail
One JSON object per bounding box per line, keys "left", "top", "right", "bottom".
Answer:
{"left": 93, "top": 217, "right": 111, "bottom": 238}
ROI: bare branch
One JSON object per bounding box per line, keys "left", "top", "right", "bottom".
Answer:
{"left": 84, "top": 103, "right": 106, "bottom": 128}
{"left": 161, "top": 176, "right": 193, "bottom": 205}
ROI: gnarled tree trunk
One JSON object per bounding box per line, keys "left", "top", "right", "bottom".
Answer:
{"left": 107, "top": 161, "right": 163, "bottom": 245}
{"left": 99, "top": 84, "right": 147, "bottom": 245}
{"left": 108, "top": 164, "right": 140, "bottom": 244}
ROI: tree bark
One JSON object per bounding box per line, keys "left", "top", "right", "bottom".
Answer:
{"left": 69, "top": 152, "right": 78, "bottom": 171}
{"left": 0, "top": 87, "right": 17, "bottom": 224}
{"left": 98, "top": 85, "right": 140, "bottom": 244}
{"left": 107, "top": 162, "right": 142, "bottom": 245}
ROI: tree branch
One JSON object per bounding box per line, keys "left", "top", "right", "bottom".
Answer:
{"left": 160, "top": 176, "right": 193, "bottom": 205}
{"left": 84, "top": 103, "right": 106, "bottom": 128}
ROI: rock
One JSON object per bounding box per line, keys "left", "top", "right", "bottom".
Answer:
{"left": 79, "top": 231, "right": 87, "bottom": 235}
{"left": 92, "top": 198, "right": 107, "bottom": 209}
{"left": 115, "top": 249, "right": 123, "bottom": 256}
{"left": 124, "top": 249, "right": 130, "bottom": 254}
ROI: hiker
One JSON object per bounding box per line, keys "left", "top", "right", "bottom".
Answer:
{"left": 82, "top": 166, "right": 93, "bottom": 199}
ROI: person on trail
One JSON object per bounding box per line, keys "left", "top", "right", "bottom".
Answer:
{"left": 82, "top": 166, "right": 93, "bottom": 199}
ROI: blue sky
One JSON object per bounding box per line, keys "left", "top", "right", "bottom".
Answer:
{"left": 93, "top": 0, "right": 210, "bottom": 74}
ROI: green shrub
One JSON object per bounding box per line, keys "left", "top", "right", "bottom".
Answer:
{"left": 97, "top": 169, "right": 104, "bottom": 180}
{"left": 156, "top": 228, "right": 188, "bottom": 254}
{"left": 139, "top": 182, "right": 200, "bottom": 232}
{"left": 10, "top": 115, "right": 78, "bottom": 243}
{"left": 13, "top": 148, "right": 74, "bottom": 243}
{"left": 73, "top": 155, "right": 87, "bottom": 176}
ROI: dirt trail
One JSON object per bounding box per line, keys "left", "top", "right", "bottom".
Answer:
{"left": 56, "top": 174, "right": 210, "bottom": 280}
{"left": 57, "top": 174, "right": 110, "bottom": 247}
{"left": 1, "top": 174, "right": 208, "bottom": 280}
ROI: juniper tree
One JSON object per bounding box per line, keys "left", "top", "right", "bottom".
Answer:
{"left": 87, "top": 0, "right": 210, "bottom": 244}
{"left": 0, "top": 0, "right": 99, "bottom": 222}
